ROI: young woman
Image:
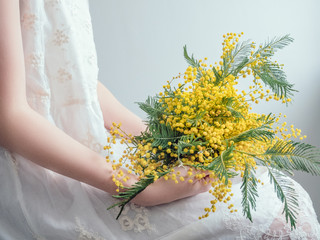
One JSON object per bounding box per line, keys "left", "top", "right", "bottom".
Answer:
{"left": 0, "top": 1, "right": 319, "bottom": 239}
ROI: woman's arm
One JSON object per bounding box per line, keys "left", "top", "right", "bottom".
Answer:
{"left": 0, "top": 0, "right": 211, "bottom": 206}
{"left": 0, "top": 0, "right": 117, "bottom": 194}
{"left": 97, "top": 81, "right": 146, "bottom": 136}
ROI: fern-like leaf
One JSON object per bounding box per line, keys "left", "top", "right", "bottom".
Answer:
{"left": 241, "top": 162, "right": 258, "bottom": 222}
{"left": 137, "top": 96, "right": 165, "bottom": 121}
{"left": 221, "top": 97, "right": 245, "bottom": 120}
{"left": 252, "top": 62, "right": 296, "bottom": 99}
{"left": 108, "top": 171, "right": 169, "bottom": 219}
{"left": 228, "top": 115, "right": 275, "bottom": 143}
{"left": 264, "top": 166, "right": 299, "bottom": 229}
{"left": 204, "top": 144, "right": 237, "bottom": 184}
{"left": 150, "top": 123, "right": 182, "bottom": 148}
{"left": 263, "top": 140, "right": 320, "bottom": 175}
{"left": 177, "top": 135, "right": 205, "bottom": 157}
{"left": 183, "top": 45, "right": 200, "bottom": 68}
{"left": 229, "top": 39, "right": 252, "bottom": 76}
{"left": 254, "top": 35, "right": 294, "bottom": 58}
{"left": 211, "top": 66, "right": 223, "bottom": 85}
{"left": 108, "top": 175, "right": 155, "bottom": 219}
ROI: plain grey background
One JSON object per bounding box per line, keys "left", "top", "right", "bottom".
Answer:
{"left": 89, "top": 0, "right": 320, "bottom": 221}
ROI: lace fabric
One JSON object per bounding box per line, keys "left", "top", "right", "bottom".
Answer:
{"left": 75, "top": 218, "right": 106, "bottom": 240}
{"left": 223, "top": 174, "right": 320, "bottom": 240}
{"left": 110, "top": 203, "right": 155, "bottom": 234}
{"left": 0, "top": 1, "right": 319, "bottom": 239}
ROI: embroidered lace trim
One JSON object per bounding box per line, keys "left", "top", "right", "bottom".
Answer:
{"left": 75, "top": 218, "right": 106, "bottom": 240}
{"left": 110, "top": 203, "right": 155, "bottom": 234}
{"left": 223, "top": 181, "right": 320, "bottom": 240}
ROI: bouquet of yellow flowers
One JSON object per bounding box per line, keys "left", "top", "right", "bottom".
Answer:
{"left": 105, "top": 33, "right": 320, "bottom": 229}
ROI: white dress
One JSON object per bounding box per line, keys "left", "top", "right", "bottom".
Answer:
{"left": 0, "top": 1, "right": 319, "bottom": 239}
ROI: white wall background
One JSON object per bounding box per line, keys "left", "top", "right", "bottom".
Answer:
{"left": 90, "top": 0, "right": 320, "bottom": 221}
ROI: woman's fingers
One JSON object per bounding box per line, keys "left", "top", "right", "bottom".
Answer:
{"left": 129, "top": 166, "right": 216, "bottom": 206}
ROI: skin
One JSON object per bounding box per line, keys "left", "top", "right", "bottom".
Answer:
{"left": 0, "top": 0, "right": 211, "bottom": 207}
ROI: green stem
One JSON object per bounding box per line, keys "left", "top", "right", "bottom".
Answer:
{"left": 233, "top": 149, "right": 267, "bottom": 163}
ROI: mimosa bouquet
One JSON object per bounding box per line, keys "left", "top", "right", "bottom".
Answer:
{"left": 105, "top": 33, "right": 320, "bottom": 228}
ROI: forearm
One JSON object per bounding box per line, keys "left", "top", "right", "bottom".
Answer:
{"left": 0, "top": 105, "right": 117, "bottom": 194}
{"left": 0, "top": 0, "right": 210, "bottom": 207}
{"left": 97, "top": 81, "right": 146, "bottom": 136}
{"left": 0, "top": 1, "right": 118, "bottom": 193}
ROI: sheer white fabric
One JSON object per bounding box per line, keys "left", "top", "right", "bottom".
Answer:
{"left": 0, "top": 1, "right": 319, "bottom": 239}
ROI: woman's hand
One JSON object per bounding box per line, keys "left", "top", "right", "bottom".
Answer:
{"left": 125, "top": 167, "right": 214, "bottom": 206}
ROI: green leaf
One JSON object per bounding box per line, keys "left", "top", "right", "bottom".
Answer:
{"left": 252, "top": 62, "right": 296, "bottom": 99}
{"left": 183, "top": 45, "right": 200, "bottom": 68}
{"left": 137, "top": 96, "right": 165, "bottom": 121}
{"left": 177, "top": 135, "right": 206, "bottom": 157}
{"left": 229, "top": 39, "right": 252, "bottom": 76}
{"left": 228, "top": 114, "right": 275, "bottom": 143}
{"left": 186, "top": 111, "right": 207, "bottom": 127}
{"left": 204, "top": 144, "right": 237, "bottom": 184}
{"left": 264, "top": 166, "right": 299, "bottom": 229}
{"left": 250, "top": 35, "right": 295, "bottom": 99}
{"left": 221, "top": 97, "right": 245, "bottom": 120}
{"left": 108, "top": 175, "right": 155, "bottom": 219}
{"left": 108, "top": 171, "right": 169, "bottom": 219}
{"left": 183, "top": 46, "right": 203, "bottom": 81}
{"left": 148, "top": 123, "right": 181, "bottom": 148}
{"left": 254, "top": 35, "right": 294, "bottom": 58}
{"left": 241, "top": 162, "right": 258, "bottom": 222}
{"left": 263, "top": 140, "right": 320, "bottom": 175}
{"left": 212, "top": 66, "right": 223, "bottom": 85}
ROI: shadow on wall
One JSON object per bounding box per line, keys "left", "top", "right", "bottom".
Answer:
{"left": 293, "top": 74, "right": 320, "bottom": 221}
